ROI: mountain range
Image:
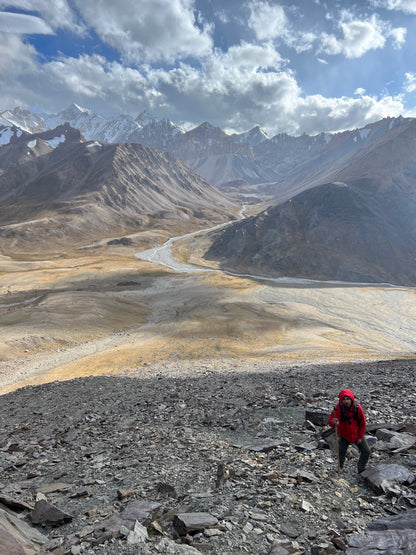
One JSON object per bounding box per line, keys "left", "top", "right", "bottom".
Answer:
{"left": 1, "top": 104, "right": 416, "bottom": 285}
{"left": 2, "top": 104, "right": 410, "bottom": 193}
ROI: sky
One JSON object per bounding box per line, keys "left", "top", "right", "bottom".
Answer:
{"left": 1, "top": 0, "right": 416, "bottom": 137}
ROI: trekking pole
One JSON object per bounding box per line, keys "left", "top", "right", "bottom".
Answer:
{"left": 335, "top": 425, "right": 341, "bottom": 477}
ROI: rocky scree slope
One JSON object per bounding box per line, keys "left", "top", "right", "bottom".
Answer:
{"left": 1, "top": 358, "right": 416, "bottom": 554}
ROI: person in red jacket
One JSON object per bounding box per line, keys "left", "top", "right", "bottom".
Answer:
{"left": 329, "top": 388, "right": 370, "bottom": 474}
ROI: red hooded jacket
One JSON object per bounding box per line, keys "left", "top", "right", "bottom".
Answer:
{"left": 329, "top": 388, "right": 366, "bottom": 443}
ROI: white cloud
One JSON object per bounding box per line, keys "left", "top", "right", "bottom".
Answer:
{"left": 247, "top": 1, "right": 316, "bottom": 54}
{"left": 0, "top": 11, "right": 53, "bottom": 34}
{"left": 73, "top": 0, "right": 214, "bottom": 64}
{"left": 404, "top": 72, "right": 416, "bottom": 92}
{"left": 43, "top": 54, "right": 162, "bottom": 108}
{"left": 0, "top": 32, "right": 37, "bottom": 74}
{"left": 247, "top": 1, "right": 288, "bottom": 41}
{"left": 375, "top": 0, "right": 416, "bottom": 14}
{"left": 319, "top": 14, "right": 387, "bottom": 58}
{"left": 0, "top": 3, "right": 412, "bottom": 137}
{"left": 0, "top": 33, "right": 44, "bottom": 109}
{"left": 0, "top": 0, "right": 85, "bottom": 33}
{"left": 291, "top": 94, "right": 404, "bottom": 135}
{"left": 389, "top": 26, "right": 406, "bottom": 48}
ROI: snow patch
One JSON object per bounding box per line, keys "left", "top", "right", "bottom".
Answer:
{"left": 359, "top": 128, "right": 371, "bottom": 140}
{"left": 28, "top": 139, "right": 37, "bottom": 148}
{"left": 87, "top": 141, "right": 102, "bottom": 148}
{"left": 0, "top": 128, "right": 13, "bottom": 145}
{"left": 45, "top": 135, "right": 65, "bottom": 148}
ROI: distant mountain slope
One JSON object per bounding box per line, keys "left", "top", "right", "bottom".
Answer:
{"left": 203, "top": 181, "right": 416, "bottom": 285}
{"left": 202, "top": 119, "right": 416, "bottom": 286}
{"left": 261, "top": 116, "right": 416, "bottom": 202}
{"left": 0, "top": 124, "right": 238, "bottom": 250}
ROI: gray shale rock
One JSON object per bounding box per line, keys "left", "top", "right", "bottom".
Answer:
{"left": 0, "top": 506, "right": 48, "bottom": 553}
{"left": 29, "top": 499, "right": 73, "bottom": 526}
{"left": 173, "top": 512, "right": 219, "bottom": 536}
{"left": 361, "top": 463, "right": 415, "bottom": 493}
{"left": 346, "top": 529, "right": 416, "bottom": 554}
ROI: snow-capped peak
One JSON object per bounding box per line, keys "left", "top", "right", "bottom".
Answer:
{"left": 135, "top": 110, "right": 158, "bottom": 127}
{"left": 234, "top": 125, "right": 269, "bottom": 146}
{"left": 0, "top": 107, "right": 48, "bottom": 133}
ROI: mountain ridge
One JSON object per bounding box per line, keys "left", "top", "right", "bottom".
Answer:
{"left": 0, "top": 123, "right": 238, "bottom": 251}
{"left": 1, "top": 104, "right": 412, "bottom": 190}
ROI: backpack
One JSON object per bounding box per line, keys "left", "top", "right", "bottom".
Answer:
{"left": 337, "top": 401, "right": 360, "bottom": 424}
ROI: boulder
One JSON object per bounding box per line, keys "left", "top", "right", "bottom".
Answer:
{"left": 375, "top": 429, "right": 416, "bottom": 453}
{"left": 305, "top": 410, "right": 329, "bottom": 427}
{"left": 361, "top": 464, "right": 414, "bottom": 493}
{"left": 29, "top": 499, "right": 73, "bottom": 526}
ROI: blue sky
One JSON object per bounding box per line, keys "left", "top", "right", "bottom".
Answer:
{"left": 1, "top": 0, "right": 416, "bottom": 136}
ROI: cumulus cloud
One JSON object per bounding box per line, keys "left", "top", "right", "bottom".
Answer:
{"left": 43, "top": 54, "right": 162, "bottom": 109}
{"left": 73, "top": 0, "right": 213, "bottom": 64}
{"left": 0, "top": 11, "right": 54, "bottom": 34}
{"left": 0, "top": 1, "right": 413, "bottom": 136}
{"left": 0, "top": 33, "right": 46, "bottom": 109}
{"left": 247, "top": 1, "right": 288, "bottom": 40}
{"left": 290, "top": 94, "right": 404, "bottom": 135}
{"left": 319, "top": 14, "right": 388, "bottom": 58}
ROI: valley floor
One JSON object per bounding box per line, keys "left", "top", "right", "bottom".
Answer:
{"left": 1, "top": 233, "right": 416, "bottom": 395}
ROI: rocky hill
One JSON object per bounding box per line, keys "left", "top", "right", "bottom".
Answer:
{"left": 1, "top": 357, "right": 416, "bottom": 554}
{"left": 201, "top": 119, "right": 416, "bottom": 286}
{"left": 202, "top": 181, "right": 416, "bottom": 286}
{"left": 0, "top": 124, "right": 238, "bottom": 251}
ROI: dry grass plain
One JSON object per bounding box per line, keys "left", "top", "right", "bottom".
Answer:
{"left": 1, "top": 228, "right": 416, "bottom": 396}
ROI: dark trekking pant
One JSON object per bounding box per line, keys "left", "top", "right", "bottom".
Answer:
{"left": 338, "top": 435, "right": 370, "bottom": 473}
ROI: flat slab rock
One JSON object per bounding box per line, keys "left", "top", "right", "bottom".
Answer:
{"left": 119, "top": 500, "right": 161, "bottom": 526}
{"left": 0, "top": 506, "right": 48, "bottom": 554}
{"left": 241, "top": 438, "right": 288, "bottom": 452}
{"left": 346, "top": 529, "right": 416, "bottom": 554}
{"left": 173, "top": 512, "right": 218, "bottom": 536}
{"left": 368, "top": 508, "right": 416, "bottom": 531}
{"left": 361, "top": 463, "right": 414, "bottom": 493}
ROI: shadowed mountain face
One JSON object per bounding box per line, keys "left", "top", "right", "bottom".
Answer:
{"left": 0, "top": 125, "right": 237, "bottom": 250}
{"left": 202, "top": 118, "right": 416, "bottom": 286}
{"left": 204, "top": 181, "right": 416, "bottom": 285}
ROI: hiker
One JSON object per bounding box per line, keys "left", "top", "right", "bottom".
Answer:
{"left": 329, "top": 388, "right": 370, "bottom": 474}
